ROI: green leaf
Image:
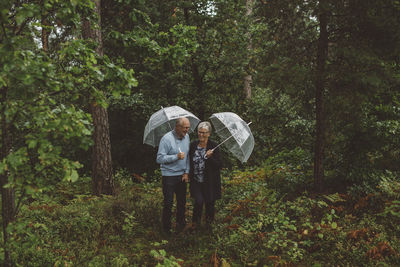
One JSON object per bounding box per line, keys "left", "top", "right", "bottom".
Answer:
{"left": 112, "top": 90, "right": 121, "bottom": 98}
{"left": 0, "top": 161, "right": 7, "bottom": 175}
{"left": 70, "top": 169, "right": 79, "bottom": 182}
{"left": 64, "top": 168, "right": 79, "bottom": 182}
{"left": 0, "top": 76, "right": 6, "bottom": 87}
{"left": 25, "top": 185, "right": 36, "bottom": 195}
{"left": 15, "top": 15, "right": 25, "bottom": 26}
{"left": 3, "top": 182, "right": 14, "bottom": 189}
{"left": 27, "top": 139, "right": 37, "bottom": 149}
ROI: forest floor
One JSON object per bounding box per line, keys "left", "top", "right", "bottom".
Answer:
{"left": 9, "top": 167, "right": 400, "bottom": 266}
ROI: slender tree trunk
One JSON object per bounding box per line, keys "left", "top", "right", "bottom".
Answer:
{"left": 243, "top": 75, "right": 252, "bottom": 99}
{"left": 243, "top": 0, "right": 255, "bottom": 99}
{"left": 41, "top": 9, "right": 49, "bottom": 53}
{"left": 82, "top": 0, "right": 114, "bottom": 195}
{"left": 0, "top": 86, "right": 15, "bottom": 267}
{"left": 184, "top": 7, "right": 205, "bottom": 120}
{"left": 314, "top": 1, "right": 328, "bottom": 192}
{"left": 191, "top": 59, "right": 205, "bottom": 120}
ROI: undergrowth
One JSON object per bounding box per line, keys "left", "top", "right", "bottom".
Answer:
{"left": 6, "top": 164, "right": 400, "bottom": 266}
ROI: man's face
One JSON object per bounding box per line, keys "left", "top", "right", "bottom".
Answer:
{"left": 176, "top": 119, "right": 190, "bottom": 138}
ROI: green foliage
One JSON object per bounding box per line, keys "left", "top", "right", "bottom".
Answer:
{"left": 2, "top": 0, "right": 400, "bottom": 265}
{"left": 263, "top": 147, "right": 313, "bottom": 195}
{"left": 8, "top": 197, "right": 102, "bottom": 266}
{"left": 103, "top": 0, "right": 254, "bottom": 173}
{"left": 58, "top": 39, "right": 138, "bottom": 105}
{"left": 150, "top": 247, "right": 184, "bottom": 267}
{"left": 6, "top": 166, "right": 400, "bottom": 266}
{"left": 382, "top": 200, "right": 400, "bottom": 219}
{"left": 0, "top": 46, "right": 94, "bottom": 197}
{"left": 0, "top": 0, "right": 138, "bottom": 204}
{"left": 215, "top": 168, "right": 400, "bottom": 266}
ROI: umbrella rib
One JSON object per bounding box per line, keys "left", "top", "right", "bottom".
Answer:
{"left": 212, "top": 121, "right": 252, "bottom": 154}
{"left": 144, "top": 105, "right": 200, "bottom": 148}
{"left": 161, "top": 106, "right": 173, "bottom": 131}
{"left": 161, "top": 106, "right": 181, "bottom": 152}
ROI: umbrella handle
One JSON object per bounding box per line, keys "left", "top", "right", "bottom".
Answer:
{"left": 211, "top": 134, "right": 234, "bottom": 152}
{"left": 211, "top": 121, "right": 252, "bottom": 152}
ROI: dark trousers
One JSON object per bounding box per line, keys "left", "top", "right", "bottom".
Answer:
{"left": 191, "top": 180, "right": 215, "bottom": 224}
{"left": 162, "top": 175, "right": 187, "bottom": 231}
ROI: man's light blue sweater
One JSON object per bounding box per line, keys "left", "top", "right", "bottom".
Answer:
{"left": 156, "top": 130, "right": 190, "bottom": 176}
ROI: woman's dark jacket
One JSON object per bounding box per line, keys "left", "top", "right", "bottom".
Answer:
{"left": 189, "top": 139, "right": 222, "bottom": 202}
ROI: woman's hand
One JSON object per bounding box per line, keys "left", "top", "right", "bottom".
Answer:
{"left": 205, "top": 149, "right": 214, "bottom": 158}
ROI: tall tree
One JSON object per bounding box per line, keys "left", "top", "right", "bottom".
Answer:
{"left": 0, "top": 1, "right": 97, "bottom": 264}
{"left": 82, "top": 0, "right": 114, "bottom": 195}
{"left": 0, "top": 86, "right": 14, "bottom": 267}
{"left": 0, "top": 4, "right": 136, "bottom": 263}
{"left": 40, "top": 0, "right": 50, "bottom": 53}
{"left": 314, "top": 0, "right": 328, "bottom": 192}
{"left": 243, "top": 0, "right": 255, "bottom": 99}
{"left": 254, "top": 0, "right": 400, "bottom": 190}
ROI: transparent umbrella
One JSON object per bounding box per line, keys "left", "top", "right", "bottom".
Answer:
{"left": 143, "top": 106, "right": 200, "bottom": 147}
{"left": 209, "top": 112, "right": 254, "bottom": 163}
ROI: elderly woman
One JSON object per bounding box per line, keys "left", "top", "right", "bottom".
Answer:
{"left": 189, "top": 121, "right": 222, "bottom": 227}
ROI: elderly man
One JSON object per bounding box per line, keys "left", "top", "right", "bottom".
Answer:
{"left": 156, "top": 117, "right": 190, "bottom": 234}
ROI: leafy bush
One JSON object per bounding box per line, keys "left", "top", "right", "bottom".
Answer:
{"left": 9, "top": 199, "right": 102, "bottom": 266}
{"left": 263, "top": 147, "right": 313, "bottom": 195}
{"left": 7, "top": 166, "right": 400, "bottom": 266}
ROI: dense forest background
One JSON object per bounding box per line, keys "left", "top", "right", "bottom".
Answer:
{"left": 1, "top": 0, "right": 400, "bottom": 266}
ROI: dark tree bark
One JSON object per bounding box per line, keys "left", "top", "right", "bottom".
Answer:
{"left": 184, "top": 7, "right": 206, "bottom": 120}
{"left": 41, "top": 19, "right": 49, "bottom": 52}
{"left": 0, "top": 86, "right": 15, "bottom": 267}
{"left": 41, "top": 9, "right": 49, "bottom": 53}
{"left": 82, "top": 0, "right": 114, "bottom": 195}
{"left": 314, "top": 1, "right": 328, "bottom": 192}
{"left": 190, "top": 59, "right": 205, "bottom": 120}
{"left": 89, "top": 103, "right": 114, "bottom": 195}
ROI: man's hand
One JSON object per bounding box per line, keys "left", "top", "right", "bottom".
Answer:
{"left": 177, "top": 152, "right": 185, "bottom": 160}
{"left": 182, "top": 173, "right": 189, "bottom": 183}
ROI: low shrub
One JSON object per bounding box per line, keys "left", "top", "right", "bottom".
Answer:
{"left": 6, "top": 166, "right": 400, "bottom": 266}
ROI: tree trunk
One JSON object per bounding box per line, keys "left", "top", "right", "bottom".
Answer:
{"left": 314, "top": 1, "right": 328, "bottom": 192}
{"left": 243, "top": 74, "right": 252, "bottom": 99}
{"left": 82, "top": 0, "right": 114, "bottom": 195}
{"left": 243, "top": 0, "right": 255, "bottom": 99}
{"left": 191, "top": 58, "right": 205, "bottom": 120}
{"left": 41, "top": 13, "right": 49, "bottom": 52}
{"left": 90, "top": 103, "right": 114, "bottom": 195}
{"left": 184, "top": 7, "right": 205, "bottom": 120}
{"left": 0, "top": 86, "right": 15, "bottom": 267}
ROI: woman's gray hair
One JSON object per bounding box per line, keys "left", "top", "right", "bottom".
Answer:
{"left": 198, "top": 121, "right": 212, "bottom": 133}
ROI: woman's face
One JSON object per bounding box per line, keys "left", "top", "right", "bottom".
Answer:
{"left": 197, "top": 127, "right": 210, "bottom": 143}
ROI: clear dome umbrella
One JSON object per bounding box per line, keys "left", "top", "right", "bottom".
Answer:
{"left": 143, "top": 106, "right": 200, "bottom": 147}
{"left": 209, "top": 112, "right": 254, "bottom": 163}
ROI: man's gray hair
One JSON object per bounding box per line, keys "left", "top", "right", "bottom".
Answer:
{"left": 198, "top": 121, "right": 212, "bottom": 133}
{"left": 176, "top": 117, "right": 188, "bottom": 126}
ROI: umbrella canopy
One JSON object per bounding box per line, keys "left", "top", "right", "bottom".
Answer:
{"left": 209, "top": 112, "right": 254, "bottom": 163}
{"left": 143, "top": 106, "right": 200, "bottom": 147}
